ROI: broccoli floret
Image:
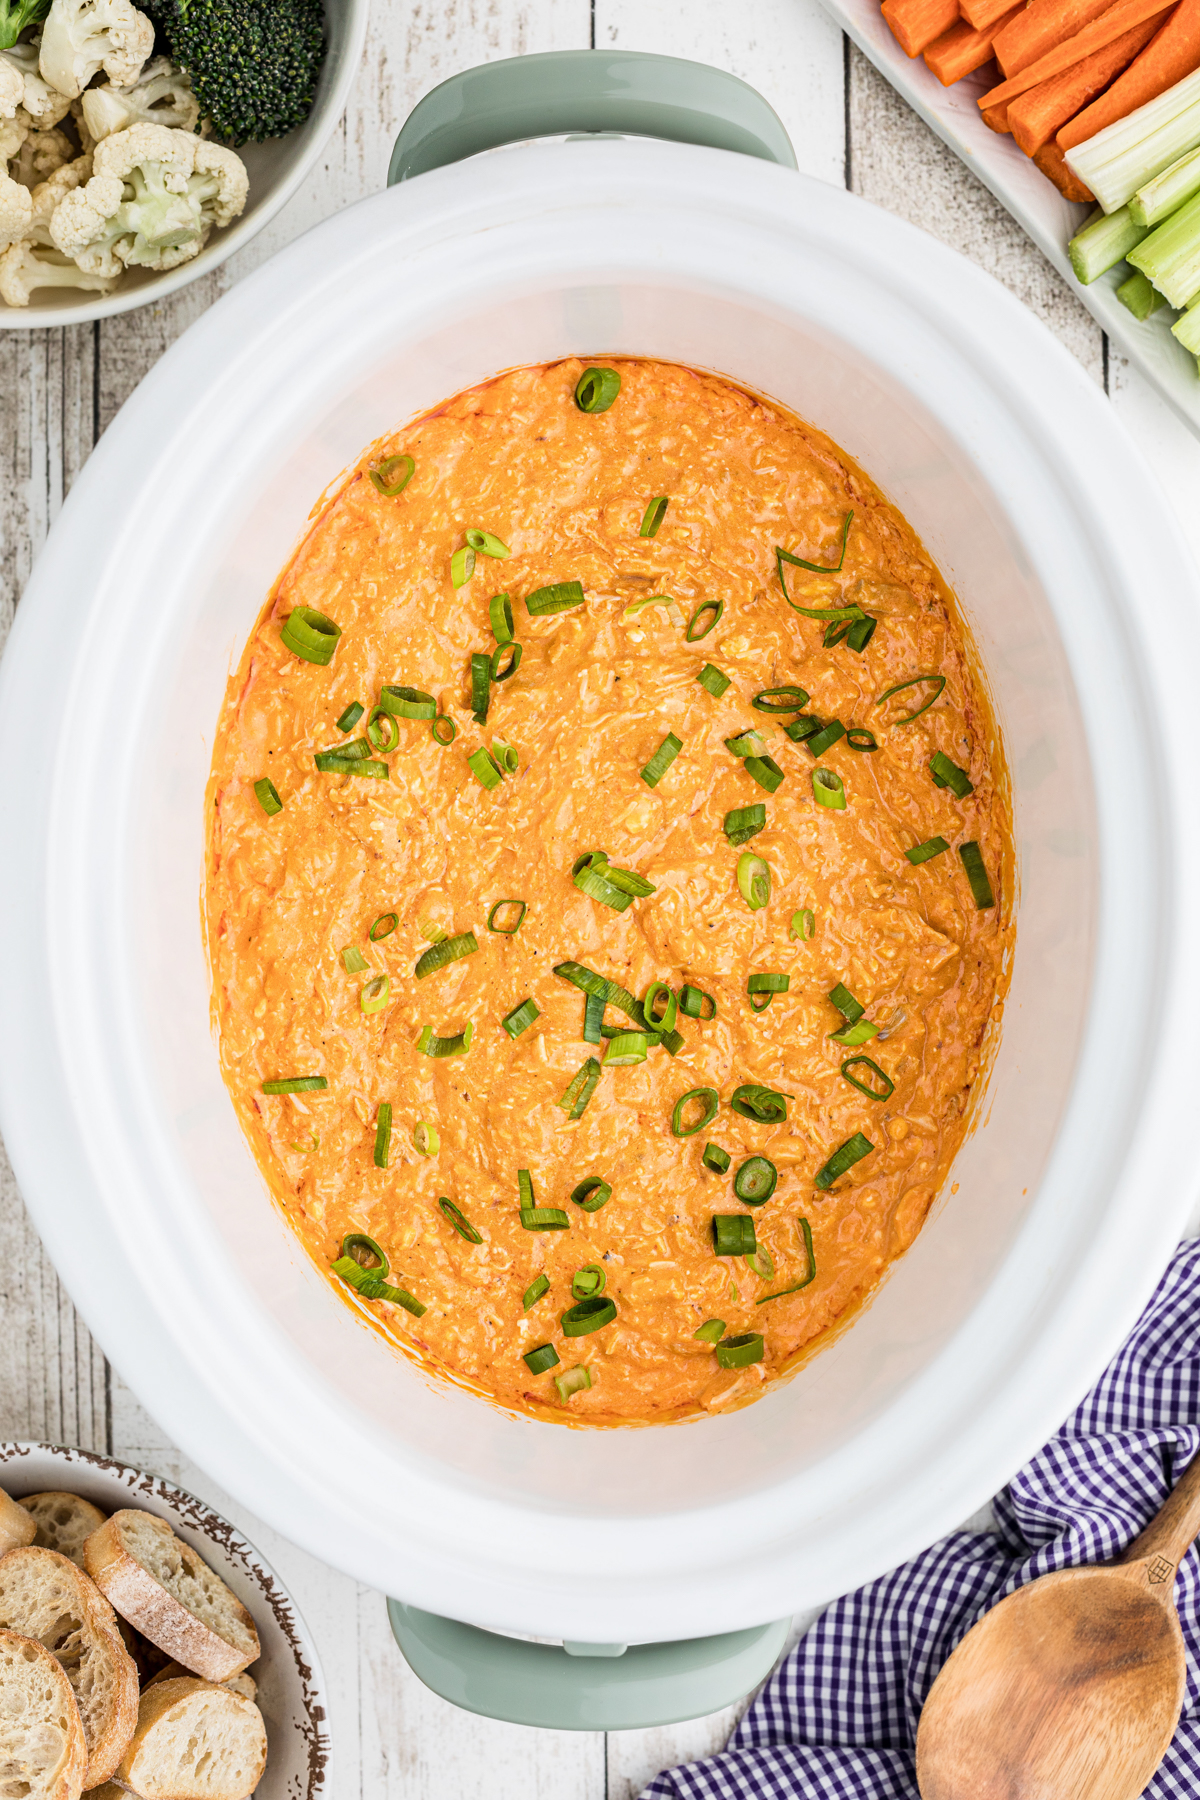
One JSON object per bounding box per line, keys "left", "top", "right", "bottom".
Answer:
{"left": 142, "top": 0, "right": 323, "bottom": 146}
{"left": 0, "top": 0, "right": 51, "bottom": 53}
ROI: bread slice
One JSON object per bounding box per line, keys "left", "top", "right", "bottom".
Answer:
{"left": 0, "top": 1546, "right": 138, "bottom": 1788}
{"left": 0, "top": 1482, "right": 38, "bottom": 1555}
{"left": 146, "top": 1661, "right": 257, "bottom": 1704}
{"left": 116, "top": 1677, "right": 267, "bottom": 1800}
{"left": 21, "top": 1493, "right": 108, "bottom": 1568}
{"left": 0, "top": 1625, "right": 88, "bottom": 1800}
{"left": 84, "top": 1516, "right": 258, "bottom": 1684}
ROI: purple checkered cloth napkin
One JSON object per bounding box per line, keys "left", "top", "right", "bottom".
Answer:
{"left": 643, "top": 1236, "right": 1200, "bottom": 1800}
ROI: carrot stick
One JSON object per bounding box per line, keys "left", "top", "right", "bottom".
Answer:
{"left": 1058, "top": 0, "right": 1200, "bottom": 144}
{"left": 924, "top": 4, "right": 1024, "bottom": 81}
{"left": 1034, "top": 137, "right": 1099, "bottom": 191}
{"left": 882, "top": 0, "right": 961, "bottom": 56}
{"left": 961, "top": 0, "right": 1021, "bottom": 32}
{"left": 994, "top": 0, "right": 1122, "bottom": 75}
{"left": 983, "top": 101, "right": 1013, "bottom": 126}
{"left": 1008, "top": 14, "right": 1161, "bottom": 147}
{"left": 978, "top": 0, "right": 1174, "bottom": 108}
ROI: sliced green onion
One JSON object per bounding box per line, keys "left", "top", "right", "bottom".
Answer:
{"left": 622, "top": 593, "right": 675, "bottom": 621}
{"left": 360, "top": 974, "right": 391, "bottom": 1014}
{"left": 380, "top": 685, "right": 437, "bottom": 720}
{"left": 572, "top": 852, "right": 655, "bottom": 912}
{"left": 369, "top": 912, "right": 398, "bottom": 941}
{"left": 432, "top": 714, "right": 457, "bottom": 746}
{"left": 734, "top": 1155, "right": 777, "bottom": 1204}
{"left": 747, "top": 972, "right": 789, "bottom": 1014}
{"left": 373, "top": 1102, "right": 392, "bottom": 1168}
{"left": 784, "top": 715, "right": 822, "bottom": 743}
{"left": 746, "top": 1244, "right": 775, "bottom": 1279}
{"left": 829, "top": 983, "right": 865, "bottom": 1023}
{"left": 680, "top": 985, "right": 716, "bottom": 1021}
{"left": 813, "top": 769, "right": 845, "bottom": 810}
{"left": 314, "top": 751, "right": 389, "bottom": 778}
{"left": 575, "top": 367, "right": 621, "bottom": 412}
{"left": 489, "top": 592, "right": 514, "bottom": 644}
{"left": 658, "top": 1029, "right": 685, "bottom": 1057}
{"left": 841, "top": 1056, "right": 894, "bottom": 1102}
{"left": 501, "top": 997, "right": 539, "bottom": 1039}
{"left": 518, "top": 1169, "right": 536, "bottom": 1210}
{"left": 525, "top": 581, "right": 584, "bottom": 616}
{"left": 775, "top": 512, "right": 853, "bottom": 588}
{"left": 558, "top": 1057, "right": 602, "bottom": 1118}
{"left": 604, "top": 1031, "right": 648, "bottom": 1066}
{"left": 470, "top": 652, "right": 491, "bottom": 724}
{"left": 332, "top": 1235, "right": 425, "bottom": 1316}
{"left": 684, "top": 599, "right": 723, "bottom": 642}
{"left": 737, "top": 851, "right": 770, "bottom": 910}
{"left": 804, "top": 720, "right": 845, "bottom": 759}
{"left": 490, "top": 643, "right": 522, "bottom": 683}
{"left": 554, "top": 960, "right": 611, "bottom": 1000}
{"left": 745, "top": 754, "right": 785, "bottom": 794}
{"left": 641, "top": 731, "right": 682, "bottom": 788}
{"left": 694, "top": 1317, "right": 726, "bottom": 1342}
{"left": 370, "top": 453, "right": 414, "bottom": 497}
{"left": 414, "top": 931, "right": 478, "bottom": 980}
{"left": 814, "top": 1132, "right": 874, "bottom": 1191}
{"left": 253, "top": 777, "right": 282, "bottom": 815}
{"left": 366, "top": 706, "right": 400, "bottom": 753}
{"left": 713, "top": 1215, "right": 757, "bottom": 1256}
{"left": 583, "top": 991, "right": 605, "bottom": 1044}
{"left": 414, "top": 1119, "right": 439, "bottom": 1156}
{"left": 641, "top": 983, "right": 676, "bottom": 1036}
{"left": 417, "top": 1022, "right": 473, "bottom": 1057}
{"left": 556, "top": 1365, "right": 592, "bottom": 1401}
{"left": 466, "top": 528, "right": 510, "bottom": 559}
{"left": 282, "top": 605, "right": 340, "bottom": 666}
{"left": 906, "top": 837, "right": 949, "bottom": 866}
{"left": 697, "top": 663, "right": 731, "bottom": 698}
{"left": 959, "top": 841, "right": 995, "bottom": 909}
{"left": 485, "top": 900, "right": 525, "bottom": 937}
{"left": 830, "top": 1020, "right": 878, "bottom": 1047}
{"left": 639, "top": 496, "right": 669, "bottom": 537}
{"left": 824, "top": 619, "right": 851, "bottom": 648}
{"left": 571, "top": 1264, "right": 607, "bottom": 1299}
{"left": 702, "top": 1143, "right": 731, "bottom": 1173}
{"left": 846, "top": 615, "right": 876, "bottom": 653}
{"left": 451, "top": 545, "right": 476, "bottom": 588}
{"left": 524, "top": 1342, "right": 560, "bottom": 1373}
{"left": 524, "top": 1274, "right": 549, "bottom": 1309}
{"left": 341, "top": 945, "right": 368, "bottom": 973}
{"left": 522, "top": 1207, "right": 570, "bottom": 1230}
{"left": 726, "top": 730, "right": 765, "bottom": 760}
{"left": 262, "top": 1075, "right": 327, "bottom": 1095}
{"left": 468, "top": 747, "right": 503, "bottom": 791}
{"left": 340, "top": 1232, "right": 386, "bottom": 1270}
{"left": 876, "top": 674, "right": 946, "bottom": 723}
{"left": 491, "top": 740, "right": 518, "bottom": 775}
{"left": 561, "top": 1296, "right": 617, "bottom": 1336}
{"left": 336, "top": 702, "right": 364, "bottom": 733}
{"left": 439, "top": 1196, "right": 483, "bottom": 1243}
{"left": 846, "top": 727, "right": 878, "bottom": 752}
{"left": 757, "top": 1216, "right": 816, "bottom": 1303}
{"left": 571, "top": 1176, "right": 611, "bottom": 1212}
{"left": 930, "top": 751, "right": 973, "bottom": 798}
{"left": 314, "top": 732, "right": 371, "bottom": 760}
{"left": 789, "top": 908, "right": 815, "bottom": 940}
{"left": 753, "top": 685, "right": 810, "bottom": 715}
{"left": 672, "top": 1087, "right": 719, "bottom": 1137}
{"left": 731, "top": 1084, "right": 788, "bottom": 1123}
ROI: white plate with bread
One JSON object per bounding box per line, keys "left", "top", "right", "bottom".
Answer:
{"left": 0, "top": 1442, "right": 327, "bottom": 1800}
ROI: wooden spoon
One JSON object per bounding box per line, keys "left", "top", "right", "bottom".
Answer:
{"left": 916, "top": 1449, "right": 1200, "bottom": 1800}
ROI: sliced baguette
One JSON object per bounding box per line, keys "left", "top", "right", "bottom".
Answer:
{"left": 84, "top": 1515, "right": 259, "bottom": 1684}
{"left": 0, "top": 1625, "right": 88, "bottom": 1800}
{"left": 116, "top": 1677, "right": 267, "bottom": 1800}
{"left": 0, "top": 1482, "right": 38, "bottom": 1555}
{"left": 21, "top": 1493, "right": 109, "bottom": 1568}
{"left": 145, "top": 1661, "right": 256, "bottom": 1704}
{"left": 0, "top": 1546, "right": 138, "bottom": 1788}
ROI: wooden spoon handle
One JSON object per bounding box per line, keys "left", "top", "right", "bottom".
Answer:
{"left": 1121, "top": 1444, "right": 1200, "bottom": 1568}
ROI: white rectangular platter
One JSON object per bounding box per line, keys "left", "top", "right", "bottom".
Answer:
{"left": 820, "top": 0, "right": 1200, "bottom": 438}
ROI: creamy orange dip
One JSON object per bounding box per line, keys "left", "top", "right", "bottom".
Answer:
{"left": 205, "top": 357, "right": 1012, "bottom": 1425}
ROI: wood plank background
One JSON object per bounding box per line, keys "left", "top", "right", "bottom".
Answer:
{"left": 2, "top": 1, "right": 1199, "bottom": 1794}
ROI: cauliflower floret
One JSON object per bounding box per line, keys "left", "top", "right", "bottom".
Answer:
{"left": 0, "top": 51, "right": 21, "bottom": 120}
{"left": 28, "top": 149, "right": 91, "bottom": 239}
{"left": 49, "top": 121, "right": 246, "bottom": 275}
{"left": 81, "top": 55, "right": 200, "bottom": 143}
{"left": 0, "top": 167, "right": 31, "bottom": 245}
{"left": 39, "top": 0, "right": 153, "bottom": 100}
{"left": 9, "top": 119, "right": 71, "bottom": 188}
{"left": 0, "top": 105, "right": 23, "bottom": 166}
{"left": 0, "top": 41, "right": 74, "bottom": 126}
{"left": 0, "top": 237, "right": 116, "bottom": 304}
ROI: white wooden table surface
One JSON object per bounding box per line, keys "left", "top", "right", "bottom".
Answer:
{"left": 3, "top": 3, "right": 1200, "bottom": 1795}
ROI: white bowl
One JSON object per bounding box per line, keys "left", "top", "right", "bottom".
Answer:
{"left": 0, "top": 0, "right": 369, "bottom": 330}
{"left": 1, "top": 135, "right": 1199, "bottom": 1647}
{"left": 0, "top": 1442, "right": 328, "bottom": 1797}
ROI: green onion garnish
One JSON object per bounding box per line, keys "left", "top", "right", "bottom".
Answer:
{"left": 414, "top": 931, "right": 478, "bottom": 980}
{"left": 282, "top": 605, "right": 340, "bottom": 666}
{"left": 930, "top": 751, "right": 973, "bottom": 798}
{"left": 262, "top": 1075, "right": 327, "bottom": 1095}
{"left": 466, "top": 528, "right": 510, "bottom": 559}
{"left": 715, "top": 1331, "right": 764, "bottom": 1368}
{"left": 840, "top": 1056, "right": 894, "bottom": 1101}
{"left": 639, "top": 496, "right": 669, "bottom": 537}
{"left": 522, "top": 1207, "right": 570, "bottom": 1231}
{"left": 558, "top": 1057, "right": 602, "bottom": 1118}
{"left": 501, "top": 997, "right": 539, "bottom": 1039}
{"left": 583, "top": 992, "right": 605, "bottom": 1044}
{"left": 784, "top": 715, "right": 822, "bottom": 743}
{"left": 658, "top": 1028, "right": 685, "bottom": 1057}
{"left": 367, "top": 706, "right": 400, "bottom": 753}
{"left": 640, "top": 732, "right": 682, "bottom": 789}
{"left": 470, "top": 652, "right": 491, "bottom": 724}
{"left": 829, "top": 983, "right": 864, "bottom": 1023}
{"left": 734, "top": 1155, "right": 777, "bottom": 1204}
{"left": 959, "top": 841, "right": 995, "bottom": 909}
{"left": 726, "top": 730, "right": 765, "bottom": 760}
{"left": 824, "top": 619, "right": 851, "bottom": 649}
{"left": 341, "top": 945, "right": 367, "bottom": 973}
{"left": 571, "top": 1263, "right": 606, "bottom": 1299}
{"left": 712, "top": 1215, "right": 757, "bottom": 1256}
{"left": 380, "top": 685, "right": 437, "bottom": 720}
{"left": 414, "top": 1120, "right": 439, "bottom": 1156}
{"left": 487, "top": 899, "right": 526, "bottom": 935}
{"left": 694, "top": 1318, "right": 726, "bottom": 1342}
{"left": 804, "top": 720, "right": 845, "bottom": 759}
{"left": 491, "top": 740, "right": 518, "bottom": 775}
{"left": 757, "top": 1217, "right": 816, "bottom": 1303}
{"left": 571, "top": 1176, "right": 611, "bottom": 1212}
{"left": 672, "top": 1087, "right": 719, "bottom": 1138}
{"left": 524, "top": 1342, "right": 560, "bottom": 1373}
{"left": 253, "top": 777, "right": 282, "bottom": 815}
{"left": 643, "top": 982, "right": 678, "bottom": 1034}
{"left": 561, "top": 1296, "right": 617, "bottom": 1337}
{"left": 814, "top": 1132, "right": 874, "bottom": 1191}
{"left": 490, "top": 592, "right": 514, "bottom": 643}
{"left": 340, "top": 1232, "right": 385, "bottom": 1269}
{"left": 731, "top": 1084, "right": 788, "bottom": 1123}
{"left": 331, "top": 1234, "right": 425, "bottom": 1316}
{"left": 431, "top": 715, "right": 457, "bottom": 745}
{"left": 524, "top": 1274, "right": 549, "bottom": 1309}
{"left": 906, "top": 837, "right": 949, "bottom": 865}
{"left": 747, "top": 972, "right": 789, "bottom": 1013}
{"left": 525, "top": 581, "right": 584, "bottom": 616}
{"left": 789, "top": 908, "right": 815, "bottom": 940}
{"left": 724, "top": 803, "right": 766, "bottom": 846}
{"left": 490, "top": 643, "right": 522, "bottom": 682}
{"left": 373, "top": 1102, "right": 392, "bottom": 1168}
{"left": 572, "top": 851, "right": 656, "bottom": 912}
{"left": 737, "top": 851, "right": 770, "bottom": 910}
{"left": 370, "top": 453, "right": 414, "bottom": 497}
{"left": 846, "top": 727, "right": 878, "bottom": 752}
{"left": 451, "top": 545, "right": 475, "bottom": 589}
{"left": 775, "top": 511, "right": 853, "bottom": 584}
{"left": 680, "top": 985, "right": 716, "bottom": 1020}
{"left": 745, "top": 755, "right": 785, "bottom": 794}
{"left": 556, "top": 1365, "right": 592, "bottom": 1401}
{"left": 831, "top": 1020, "right": 878, "bottom": 1047}
{"left": 745, "top": 1245, "right": 774, "bottom": 1279}
{"left": 812, "top": 769, "right": 845, "bottom": 810}
{"left": 316, "top": 735, "right": 370, "bottom": 762}
{"left": 575, "top": 367, "right": 621, "bottom": 412}
{"left": 360, "top": 974, "right": 390, "bottom": 1014}
{"left": 314, "top": 751, "right": 389, "bottom": 778}
{"left": 417, "top": 1022, "right": 473, "bottom": 1057}
{"left": 439, "top": 1196, "right": 483, "bottom": 1243}
{"left": 752, "top": 685, "right": 809, "bottom": 714}
{"left": 468, "top": 747, "right": 503, "bottom": 790}
{"left": 604, "top": 1031, "right": 648, "bottom": 1066}
{"left": 697, "top": 664, "right": 731, "bottom": 698}
{"left": 702, "top": 1143, "right": 731, "bottom": 1173}
{"left": 370, "top": 912, "right": 398, "bottom": 941}
{"left": 846, "top": 615, "right": 876, "bottom": 653}
{"left": 876, "top": 674, "right": 946, "bottom": 723}
{"left": 621, "top": 593, "right": 675, "bottom": 621}
{"left": 685, "top": 599, "right": 723, "bottom": 642}
{"left": 336, "top": 702, "right": 364, "bottom": 733}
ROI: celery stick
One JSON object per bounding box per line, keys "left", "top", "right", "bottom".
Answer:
{"left": 1068, "top": 206, "right": 1148, "bottom": 284}
{"left": 1066, "top": 68, "right": 1200, "bottom": 214}
{"left": 1129, "top": 190, "right": 1200, "bottom": 307}
{"left": 1130, "top": 143, "right": 1200, "bottom": 228}
{"left": 1171, "top": 303, "right": 1200, "bottom": 355}
{"left": 1117, "top": 269, "right": 1167, "bottom": 320}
